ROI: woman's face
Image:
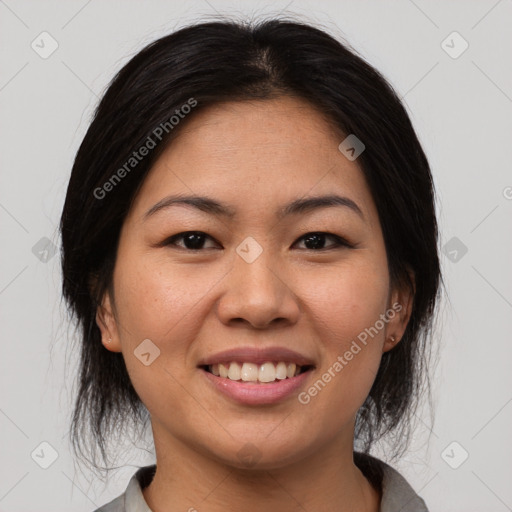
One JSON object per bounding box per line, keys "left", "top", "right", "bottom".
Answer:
{"left": 98, "top": 96, "right": 411, "bottom": 469}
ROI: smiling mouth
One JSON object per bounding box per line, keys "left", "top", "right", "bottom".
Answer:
{"left": 201, "top": 361, "right": 314, "bottom": 384}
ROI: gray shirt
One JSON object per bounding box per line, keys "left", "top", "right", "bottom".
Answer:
{"left": 93, "top": 454, "right": 429, "bottom": 512}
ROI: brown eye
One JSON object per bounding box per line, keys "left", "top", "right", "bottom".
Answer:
{"left": 295, "top": 232, "right": 352, "bottom": 250}
{"left": 164, "top": 231, "right": 219, "bottom": 251}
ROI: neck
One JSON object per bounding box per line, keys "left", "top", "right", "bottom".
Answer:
{"left": 142, "top": 425, "right": 381, "bottom": 512}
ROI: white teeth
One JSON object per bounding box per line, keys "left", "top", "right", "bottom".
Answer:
{"left": 258, "top": 362, "right": 276, "bottom": 382}
{"left": 208, "top": 361, "right": 308, "bottom": 383}
{"left": 241, "top": 363, "right": 258, "bottom": 382}
{"left": 275, "top": 362, "right": 287, "bottom": 380}
{"left": 227, "top": 362, "right": 241, "bottom": 380}
{"left": 219, "top": 363, "right": 229, "bottom": 378}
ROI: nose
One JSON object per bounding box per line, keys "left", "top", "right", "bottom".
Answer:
{"left": 216, "top": 250, "right": 300, "bottom": 330}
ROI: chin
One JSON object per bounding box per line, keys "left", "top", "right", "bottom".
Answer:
{"left": 204, "top": 435, "right": 316, "bottom": 472}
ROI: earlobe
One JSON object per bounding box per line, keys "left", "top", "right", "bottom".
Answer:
{"left": 383, "top": 272, "right": 415, "bottom": 353}
{"left": 383, "top": 334, "right": 400, "bottom": 352}
{"left": 95, "top": 293, "right": 122, "bottom": 352}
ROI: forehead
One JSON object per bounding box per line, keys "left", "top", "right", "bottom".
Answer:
{"left": 127, "top": 96, "right": 378, "bottom": 227}
{"left": 160, "top": 96, "right": 343, "bottom": 171}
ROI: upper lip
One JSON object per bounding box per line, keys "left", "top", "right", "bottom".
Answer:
{"left": 197, "top": 346, "right": 316, "bottom": 367}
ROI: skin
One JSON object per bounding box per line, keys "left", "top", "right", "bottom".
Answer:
{"left": 96, "top": 96, "right": 413, "bottom": 512}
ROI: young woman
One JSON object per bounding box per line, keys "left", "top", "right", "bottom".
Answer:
{"left": 60, "top": 18, "right": 441, "bottom": 512}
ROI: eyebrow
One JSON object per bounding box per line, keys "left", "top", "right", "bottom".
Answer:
{"left": 143, "top": 193, "right": 364, "bottom": 221}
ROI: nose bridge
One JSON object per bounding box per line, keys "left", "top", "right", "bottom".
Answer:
{"left": 217, "top": 240, "right": 299, "bottom": 328}
{"left": 237, "top": 248, "right": 282, "bottom": 296}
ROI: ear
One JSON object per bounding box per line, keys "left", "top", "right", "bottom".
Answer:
{"left": 95, "top": 291, "right": 122, "bottom": 353}
{"left": 383, "top": 269, "right": 415, "bottom": 353}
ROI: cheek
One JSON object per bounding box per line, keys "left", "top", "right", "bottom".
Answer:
{"left": 300, "top": 259, "right": 389, "bottom": 408}
{"left": 113, "top": 254, "right": 212, "bottom": 342}
{"left": 305, "top": 257, "right": 389, "bottom": 341}
{"left": 110, "top": 255, "right": 211, "bottom": 416}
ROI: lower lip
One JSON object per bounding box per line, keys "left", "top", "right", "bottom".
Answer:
{"left": 200, "top": 368, "right": 313, "bottom": 405}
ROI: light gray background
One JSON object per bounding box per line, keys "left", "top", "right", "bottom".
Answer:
{"left": 1, "top": 1, "right": 511, "bottom": 511}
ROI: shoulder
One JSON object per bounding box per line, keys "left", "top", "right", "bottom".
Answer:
{"left": 91, "top": 465, "right": 156, "bottom": 512}
{"left": 355, "top": 452, "right": 430, "bottom": 512}
{"left": 92, "top": 494, "right": 124, "bottom": 512}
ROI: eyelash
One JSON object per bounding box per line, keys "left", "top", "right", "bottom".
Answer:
{"left": 161, "top": 231, "right": 354, "bottom": 252}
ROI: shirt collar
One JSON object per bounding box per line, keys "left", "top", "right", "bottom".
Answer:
{"left": 123, "top": 465, "right": 155, "bottom": 512}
